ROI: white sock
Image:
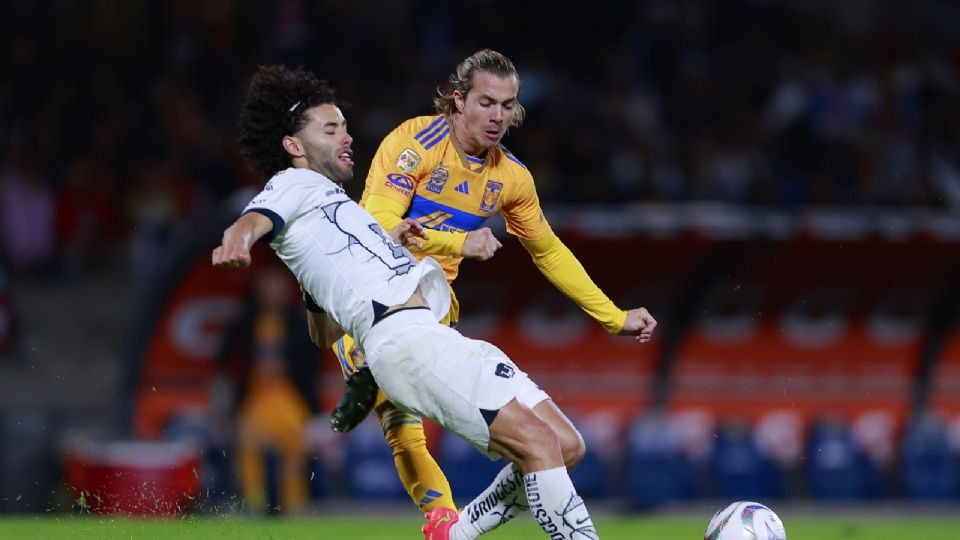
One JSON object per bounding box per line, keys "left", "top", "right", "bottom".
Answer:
{"left": 448, "top": 463, "right": 528, "bottom": 540}
{"left": 524, "top": 466, "right": 598, "bottom": 540}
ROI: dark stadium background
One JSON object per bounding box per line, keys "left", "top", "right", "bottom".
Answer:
{"left": 2, "top": 0, "right": 960, "bottom": 519}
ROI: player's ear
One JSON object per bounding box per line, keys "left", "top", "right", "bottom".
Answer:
{"left": 453, "top": 90, "right": 465, "bottom": 114}
{"left": 282, "top": 135, "right": 304, "bottom": 158}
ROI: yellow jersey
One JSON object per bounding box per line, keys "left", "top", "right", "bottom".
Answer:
{"left": 334, "top": 116, "right": 628, "bottom": 384}
{"left": 360, "top": 114, "right": 551, "bottom": 283}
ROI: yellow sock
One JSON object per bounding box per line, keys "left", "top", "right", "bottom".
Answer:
{"left": 378, "top": 398, "right": 456, "bottom": 513}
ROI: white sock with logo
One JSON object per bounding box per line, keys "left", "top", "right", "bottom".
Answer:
{"left": 524, "top": 466, "right": 598, "bottom": 540}
{"left": 447, "top": 463, "right": 527, "bottom": 540}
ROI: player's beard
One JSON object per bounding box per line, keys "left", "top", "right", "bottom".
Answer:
{"left": 307, "top": 147, "right": 353, "bottom": 184}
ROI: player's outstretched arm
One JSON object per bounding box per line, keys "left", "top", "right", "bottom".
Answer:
{"left": 372, "top": 196, "right": 499, "bottom": 259}
{"left": 519, "top": 232, "right": 632, "bottom": 334}
{"left": 212, "top": 212, "right": 274, "bottom": 268}
{"left": 618, "top": 307, "right": 657, "bottom": 342}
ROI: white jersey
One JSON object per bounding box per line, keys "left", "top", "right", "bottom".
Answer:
{"left": 242, "top": 167, "right": 450, "bottom": 344}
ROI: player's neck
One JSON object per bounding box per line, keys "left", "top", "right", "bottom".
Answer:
{"left": 448, "top": 121, "right": 490, "bottom": 172}
{"left": 450, "top": 114, "right": 486, "bottom": 159}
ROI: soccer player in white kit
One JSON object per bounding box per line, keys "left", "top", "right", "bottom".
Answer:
{"left": 213, "top": 66, "right": 656, "bottom": 540}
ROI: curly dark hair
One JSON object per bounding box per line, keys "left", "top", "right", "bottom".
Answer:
{"left": 237, "top": 65, "right": 339, "bottom": 177}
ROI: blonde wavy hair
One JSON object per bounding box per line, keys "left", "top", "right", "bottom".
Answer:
{"left": 433, "top": 49, "right": 525, "bottom": 127}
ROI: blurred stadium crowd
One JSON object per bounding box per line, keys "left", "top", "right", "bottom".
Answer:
{"left": 3, "top": 0, "right": 960, "bottom": 279}
{"left": 2, "top": 0, "right": 960, "bottom": 515}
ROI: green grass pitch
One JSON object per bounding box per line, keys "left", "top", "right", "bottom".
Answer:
{"left": 1, "top": 515, "right": 958, "bottom": 539}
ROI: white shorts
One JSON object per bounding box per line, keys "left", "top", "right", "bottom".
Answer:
{"left": 360, "top": 308, "right": 549, "bottom": 458}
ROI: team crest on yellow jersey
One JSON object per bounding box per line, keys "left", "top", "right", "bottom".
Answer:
{"left": 481, "top": 180, "right": 504, "bottom": 212}
{"left": 396, "top": 148, "right": 420, "bottom": 173}
{"left": 426, "top": 163, "right": 450, "bottom": 194}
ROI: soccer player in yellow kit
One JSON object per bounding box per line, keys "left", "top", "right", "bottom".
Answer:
{"left": 330, "top": 50, "right": 656, "bottom": 530}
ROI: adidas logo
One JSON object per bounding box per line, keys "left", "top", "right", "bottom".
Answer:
{"left": 454, "top": 181, "right": 469, "bottom": 194}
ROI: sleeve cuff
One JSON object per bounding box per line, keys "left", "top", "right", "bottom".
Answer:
{"left": 447, "top": 231, "right": 468, "bottom": 257}
{"left": 603, "top": 309, "right": 629, "bottom": 334}
{"left": 242, "top": 208, "right": 284, "bottom": 242}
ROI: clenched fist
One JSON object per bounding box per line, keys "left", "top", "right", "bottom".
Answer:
{"left": 461, "top": 227, "right": 502, "bottom": 261}
{"left": 212, "top": 242, "right": 252, "bottom": 268}
{"left": 619, "top": 307, "right": 657, "bottom": 342}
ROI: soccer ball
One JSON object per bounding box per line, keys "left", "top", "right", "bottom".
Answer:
{"left": 704, "top": 501, "right": 786, "bottom": 540}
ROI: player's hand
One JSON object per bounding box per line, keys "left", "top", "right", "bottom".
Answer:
{"left": 212, "top": 241, "right": 252, "bottom": 268}
{"left": 461, "top": 227, "right": 502, "bottom": 261}
{"left": 618, "top": 307, "right": 657, "bottom": 342}
{"left": 391, "top": 218, "right": 429, "bottom": 249}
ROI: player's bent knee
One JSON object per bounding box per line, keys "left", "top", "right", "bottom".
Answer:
{"left": 516, "top": 416, "right": 561, "bottom": 463}
{"left": 489, "top": 400, "right": 565, "bottom": 470}
{"left": 530, "top": 399, "right": 585, "bottom": 469}
{"left": 560, "top": 428, "right": 586, "bottom": 470}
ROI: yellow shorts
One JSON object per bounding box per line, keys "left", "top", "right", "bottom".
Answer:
{"left": 333, "top": 290, "right": 459, "bottom": 381}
